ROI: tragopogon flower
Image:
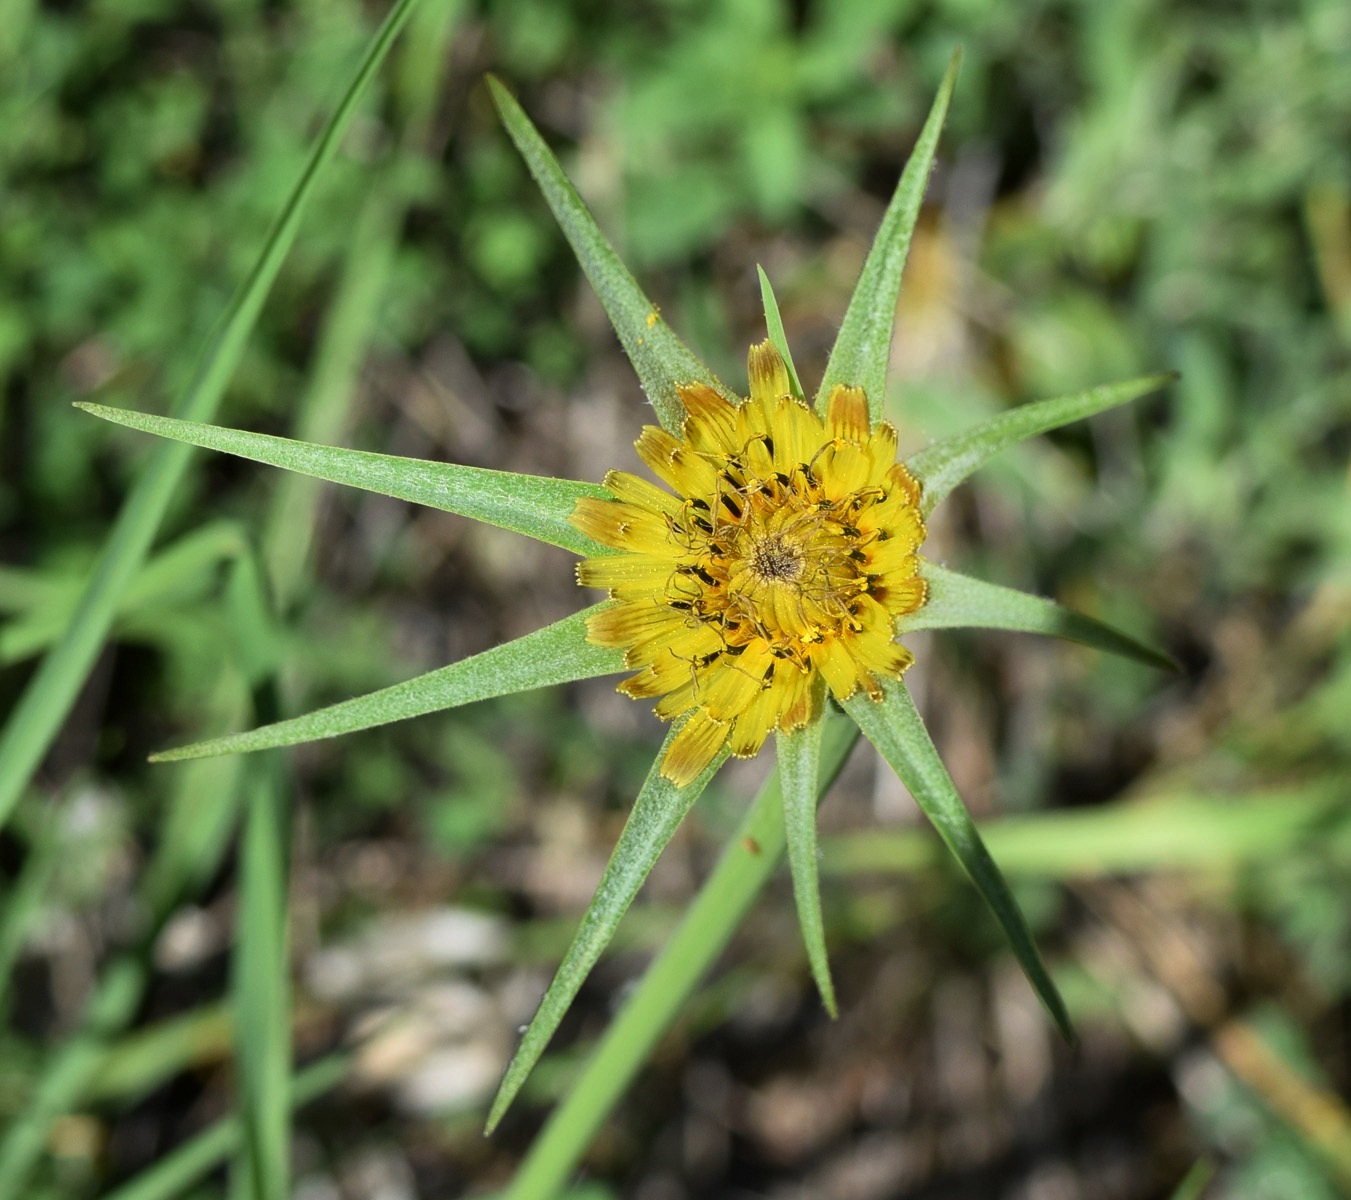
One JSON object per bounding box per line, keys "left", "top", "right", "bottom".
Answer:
{"left": 76, "top": 58, "right": 1176, "bottom": 1138}
{"left": 574, "top": 341, "right": 927, "bottom": 784}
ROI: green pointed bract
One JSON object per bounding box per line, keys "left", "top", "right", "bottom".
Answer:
{"left": 488, "top": 77, "right": 735, "bottom": 435}
{"left": 843, "top": 683, "right": 1075, "bottom": 1044}
{"left": 908, "top": 372, "right": 1178, "bottom": 516}
{"left": 816, "top": 49, "right": 962, "bottom": 422}
{"left": 487, "top": 727, "right": 729, "bottom": 1133}
{"left": 757, "top": 266, "right": 805, "bottom": 401}
{"left": 776, "top": 711, "right": 837, "bottom": 1017}
{"left": 495, "top": 714, "right": 861, "bottom": 1193}
{"left": 904, "top": 562, "right": 1177, "bottom": 671}
{"left": 77, "top": 404, "right": 610, "bottom": 558}
{"left": 150, "top": 607, "right": 624, "bottom": 762}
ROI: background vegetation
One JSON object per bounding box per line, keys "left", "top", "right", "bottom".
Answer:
{"left": 2, "top": 0, "right": 1349, "bottom": 1196}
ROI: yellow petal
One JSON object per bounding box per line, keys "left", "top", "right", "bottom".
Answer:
{"left": 771, "top": 396, "right": 823, "bottom": 476}
{"left": 678, "top": 383, "right": 739, "bottom": 453}
{"left": 602, "top": 469, "right": 682, "bottom": 516}
{"left": 661, "top": 709, "right": 730, "bottom": 786}
{"left": 586, "top": 600, "right": 684, "bottom": 649}
{"left": 571, "top": 498, "right": 673, "bottom": 553}
{"left": 818, "top": 443, "right": 871, "bottom": 499}
{"left": 698, "top": 657, "right": 764, "bottom": 721}
{"left": 727, "top": 683, "right": 781, "bottom": 757}
{"left": 825, "top": 384, "right": 870, "bottom": 444}
{"left": 747, "top": 339, "right": 790, "bottom": 408}
{"left": 635, "top": 426, "right": 721, "bottom": 496}
{"left": 577, "top": 554, "right": 673, "bottom": 594}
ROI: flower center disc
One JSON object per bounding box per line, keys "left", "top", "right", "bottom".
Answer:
{"left": 748, "top": 534, "right": 804, "bottom": 583}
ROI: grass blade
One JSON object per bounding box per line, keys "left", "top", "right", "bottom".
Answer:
{"left": 909, "top": 372, "right": 1177, "bottom": 515}
{"left": 486, "top": 727, "right": 730, "bottom": 1131}
{"left": 0, "top": 0, "right": 425, "bottom": 832}
{"left": 500, "top": 712, "right": 859, "bottom": 1199}
{"left": 232, "top": 756, "right": 290, "bottom": 1200}
{"left": 0, "top": 523, "right": 247, "bottom": 665}
{"left": 816, "top": 50, "right": 961, "bottom": 421}
{"left": 843, "top": 683, "right": 1074, "bottom": 1043}
{"left": 264, "top": 0, "right": 465, "bottom": 609}
{"left": 905, "top": 562, "right": 1178, "bottom": 671}
{"left": 151, "top": 605, "right": 625, "bottom": 762}
{"left": 776, "top": 714, "right": 837, "bottom": 1016}
{"left": 757, "top": 266, "right": 804, "bottom": 400}
{"left": 488, "top": 77, "right": 734, "bottom": 434}
{"left": 0, "top": 752, "right": 245, "bottom": 1195}
{"left": 823, "top": 783, "right": 1342, "bottom": 877}
{"left": 78, "top": 404, "right": 610, "bottom": 558}
{"left": 100, "top": 1055, "right": 348, "bottom": 1200}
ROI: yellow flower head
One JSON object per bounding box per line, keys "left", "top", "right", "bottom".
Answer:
{"left": 572, "top": 341, "right": 928, "bottom": 785}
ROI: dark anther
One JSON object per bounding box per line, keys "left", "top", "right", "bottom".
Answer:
{"left": 720, "top": 493, "right": 743, "bottom": 520}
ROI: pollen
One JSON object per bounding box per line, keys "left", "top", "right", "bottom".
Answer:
{"left": 572, "top": 340, "right": 928, "bottom": 786}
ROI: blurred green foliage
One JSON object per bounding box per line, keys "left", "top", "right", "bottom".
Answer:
{"left": 3, "top": 0, "right": 1350, "bottom": 1196}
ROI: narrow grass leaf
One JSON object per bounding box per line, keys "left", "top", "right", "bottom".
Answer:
{"left": 909, "top": 373, "right": 1177, "bottom": 515}
{"left": 151, "top": 606, "right": 624, "bottom": 761}
{"left": 78, "top": 404, "right": 609, "bottom": 558}
{"left": 88, "top": 1003, "right": 231, "bottom": 1104}
{"left": 823, "top": 783, "right": 1343, "bottom": 878}
{"left": 0, "top": 0, "right": 423, "bottom": 832}
{"left": 0, "top": 959, "right": 148, "bottom": 1195}
{"left": 487, "top": 729, "right": 729, "bottom": 1132}
{"left": 757, "top": 266, "right": 804, "bottom": 400}
{"left": 817, "top": 50, "right": 961, "bottom": 421}
{"left": 905, "top": 562, "right": 1177, "bottom": 671}
{"left": 0, "top": 523, "right": 248, "bottom": 664}
{"left": 100, "top": 1055, "right": 348, "bottom": 1200}
{"left": 263, "top": 193, "right": 401, "bottom": 607}
{"left": 500, "top": 713, "right": 859, "bottom": 1198}
{"left": 0, "top": 752, "right": 244, "bottom": 1196}
{"left": 232, "top": 755, "right": 290, "bottom": 1200}
{"left": 0, "top": 811, "right": 63, "bottom": 1017}
{"left": 264, "top": 3, "right": 464, "bottom": 607}
{"left": 488, "top": 77, "right": 734, "bottom": 434}
{"left": 776, "top": 714, "right": 836, "bottom": 1016}
{"left": 1169, "top": 1160, "right": 1217, "bottom": 1200}
{"left": 844, "top": 683, "right": 1074, "bottom": 1043}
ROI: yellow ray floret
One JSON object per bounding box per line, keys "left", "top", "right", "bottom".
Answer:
{"left": 572, "top": 340, "right": 929, "bottom": 786}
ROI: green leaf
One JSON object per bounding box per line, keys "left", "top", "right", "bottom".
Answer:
{"left": 151, "top": 606, "right": 624, "bottom": 762}
{"left": 77, "top": 404, "right": 609, "bottom": 558}
{"left": 488, "top": 77, "right": 734, "bottom": 434}
{"left": 817, "top": 50, "right": 961, "bottom": 421}
{"left": 0, "top": 0, "right": 424, "bottom": 833}
{"left": 776, "top": 709, "right": 837, "bottom": 1017}
{"left": 823, "top": 783, "right": 1342, "bottom": 878}
{"left": 908, "top": 372, "right": 1177, "bottom": 515}
{"left": 0, "top": 522, "right": 247, "bottom": 665}
{"left": 904, "top": 562, "right": 1177, "bottom": 671}
{"left": 486, "top": 727, "right": 729, "bottom": 1132}
{"left": 497, "top": 713, "right": 859, "bottom": 1197}
{"left": 757, "top": 266, "right": 804, "bottom": 400}
{"left": 99, "top": 1056, "right": 348, "bottom": 1200}
{"left": 843, "top": 683, "right": 1074, "bottom": 1043}
{"left": 232, "top": 758, "right": 290, "bottom": 1200}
